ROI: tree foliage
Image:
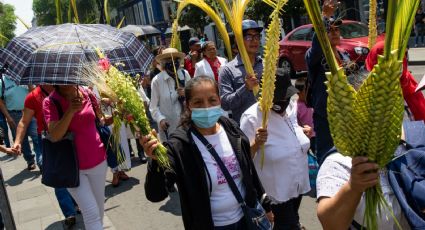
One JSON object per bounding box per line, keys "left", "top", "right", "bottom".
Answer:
{"left": 245, "top": 0, "right": 305, "bottom": 27}
{"left": 0, "top": 2, "right": 16, "bottom": 47}
{"left": 177, "top": 0, "right": 306, "bottom": 33}
{"left": 33, "top": 0, "right": 99, "bottom": 26}
{"left": 177, "top": 0, "right": 221, "bottom": 32}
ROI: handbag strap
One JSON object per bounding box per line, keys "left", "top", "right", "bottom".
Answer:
{"left": 50, "top": 97, "right": 64, "bottom": 118}
{"left": 43, "top": 96, "right": 64, "bottom": 132}
{"left": 84, "top": 88, "right": 102, "bottom": 123}
{"left": 190, "top": 127, "right": 246, "bottom": 207}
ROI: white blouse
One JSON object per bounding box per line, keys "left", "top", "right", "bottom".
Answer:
{"left": 240, "top": 101, "right": 311, "bottom": 202}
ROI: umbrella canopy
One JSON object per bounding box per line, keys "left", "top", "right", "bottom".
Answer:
{"left": 164, "top": 25, "right": 192, "bottom": 35}
{"left": 0, "top": 23, "right": 153, "bottom": 85}
{"left": 121, "top": 25, "right": 161, "bottom": 37}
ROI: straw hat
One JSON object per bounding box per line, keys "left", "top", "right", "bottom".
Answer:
{"left": 156, "top": 48, "right": 185, "bottom": 63}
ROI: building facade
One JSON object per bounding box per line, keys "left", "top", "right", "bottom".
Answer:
{"left": 115, "top": 0, "right": 176, "bottom": 31}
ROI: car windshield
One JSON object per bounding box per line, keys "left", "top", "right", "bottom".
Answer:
{"left": 339, "top": 23, "right": 369, "bottom": 39}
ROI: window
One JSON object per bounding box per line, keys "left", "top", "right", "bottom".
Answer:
{"left": 138, "top": 2, "right": 146, "bottom": 25}
{"left": 339, "top": 22, "right": 369, "bottom": 39}
{"left": 288, "top": 28, "right": 312, "bottom": 41}
{"left": 146, "top": 0, "right": 154, "bottom": 24}
{"left": 125, "top": 7, "right": 134, "bottom": 25}
{"left": 134, "top": 5, "right": 141, "bottom": 25}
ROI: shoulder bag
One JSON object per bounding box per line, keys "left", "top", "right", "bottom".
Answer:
{"left": 41, "top": 97, "right": 79, "bottom": 188}
{"left": 191, "top": 127, "right": 272, "bottom": 230}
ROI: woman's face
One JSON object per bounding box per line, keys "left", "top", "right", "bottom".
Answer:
{"left": 188, "top": 81, "right": 221, "bottom": 110}
{"left": 203, "top": 43, "right": 217, "bottom": 60}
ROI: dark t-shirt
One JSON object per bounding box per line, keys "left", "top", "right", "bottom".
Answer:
{"left": 147, "top": 68, "right": 161, "bottom": 99}
{"left": 415, "top": 12, "right": 425, "bottom": 25}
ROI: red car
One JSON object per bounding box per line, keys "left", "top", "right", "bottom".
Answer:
{"left": 278, "top": 20, "right": 385, "bottom": 78}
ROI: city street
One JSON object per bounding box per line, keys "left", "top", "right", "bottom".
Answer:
{"left": 0, "top": 55, "right": 424, "bottom": 230}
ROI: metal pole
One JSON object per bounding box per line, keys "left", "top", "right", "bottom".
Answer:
{"left": 0, "top": 166, "right": 16, "bottom": 230}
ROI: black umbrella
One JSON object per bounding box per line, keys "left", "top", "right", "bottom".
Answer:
{"left": 121, "top": 25, "right": 161, "bottom": 37}
{"left": 0, "top": 23, "right": 153, "bottom": 85}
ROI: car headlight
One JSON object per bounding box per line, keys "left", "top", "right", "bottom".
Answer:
{"left": 354, "top": 47, "right": 370, "bottom": 55}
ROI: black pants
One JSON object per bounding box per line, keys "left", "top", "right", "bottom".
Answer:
{"left": 313, "top": 113, "right": 334, "bottom": 165}
{"left": 0, "top": 210, "right": 4, "bottom": 230}
{"left": 271, "top": 196, "right": 303, "bottom": 230}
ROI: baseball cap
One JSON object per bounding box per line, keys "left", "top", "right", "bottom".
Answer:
{"left": 242, "top": 20, "right": 263, "bottom": 33}
{"left": 188, "top": 37, "right": 201, "bottom": 47}
{"left": 273, "top": 68, "right": 299, "bottom": 102}
{"left": 326, "top": 18, "right": 342, "bottom": 32}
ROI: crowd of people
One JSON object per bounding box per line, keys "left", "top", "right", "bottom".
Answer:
{"left": 1, "top": 1, "right": 425, "bottom": 230}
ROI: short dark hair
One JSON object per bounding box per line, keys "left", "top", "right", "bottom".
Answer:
{"left": 295, "top": 77, "right": 307, "bottom": 92}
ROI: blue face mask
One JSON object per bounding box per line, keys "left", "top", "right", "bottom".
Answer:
{"left": 191, "top": 105, "right": 223, "bottom": 128}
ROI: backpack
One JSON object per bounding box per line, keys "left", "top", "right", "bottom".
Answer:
{"left": 387, "top": 121, "right": 425, "bottom": 229}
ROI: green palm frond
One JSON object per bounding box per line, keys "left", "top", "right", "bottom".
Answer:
{"left": 303, "top": 0, "right": 420, "bottom": 229}
{"left": 55, "top": 0, "right": 63, "bottom": 24}
{"left": 104, "top": 0, "right": 110, "bottom": 25}
{"left": 171, "top": 0, "right": 232, "bottom": 59}
{"left": 258, "top": 0, "right": 288, "bottom": 169}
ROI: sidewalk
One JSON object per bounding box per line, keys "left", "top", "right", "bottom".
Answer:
{"left": 409, "top": 47, "right": 425, "bottom": 65}
{"left": 408, "top": 37, "right": 425, "bottom": 65}
{"left": 0, "top": 153, "right": 115, "bottom": 230}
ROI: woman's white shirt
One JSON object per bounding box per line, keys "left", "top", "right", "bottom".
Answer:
{"left": 317, "top": 152, "right": 410, "bottom": 230}
{"left": 192, "top": 126, "right": 245, "bottom": 226}
{"left": 240, "top": 101, "right": 311, "bottom": 202}
{"left": 194, "top": 57, "right": 227, "bottom": 79}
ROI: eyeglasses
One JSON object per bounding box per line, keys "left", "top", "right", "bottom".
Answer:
{"left": 243, "top": 34, "right": 261, "bottom": 41}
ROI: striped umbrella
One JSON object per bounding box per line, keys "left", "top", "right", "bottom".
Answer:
{"left": 0, "top": 23, "right": 153, "bottom": 85}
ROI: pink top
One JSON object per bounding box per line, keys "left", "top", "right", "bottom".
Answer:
{"left": 43, "top": 89, "right": 106, "bottom": 170}
{"left": 297, "top": 101, "right": 316, "bottom": 137}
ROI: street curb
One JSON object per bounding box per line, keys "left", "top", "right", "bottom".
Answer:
{"left": 409, "top": 60, "right": 425, "bottom": 66}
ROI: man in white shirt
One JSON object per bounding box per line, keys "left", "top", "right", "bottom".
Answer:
{"left": 149, "top": 48, "right": 191, "bottom": 142}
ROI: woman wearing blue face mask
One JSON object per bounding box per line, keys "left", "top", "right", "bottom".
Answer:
{"left": 141, "top": 75, "right": 274, "bottom": 230}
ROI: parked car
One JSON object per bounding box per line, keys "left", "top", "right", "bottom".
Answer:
{"left": 278, "top": 20, "right": 385, "bottom": 78}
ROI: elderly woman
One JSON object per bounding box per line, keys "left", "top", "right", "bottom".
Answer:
{"left": 240, "top": 70, "right": 310, "bottom": 230}
{"left": 149, "top": 47, "right": 191, "bottom": 143}
{"left": 194, "top": 41, "right": 227, "bottom": 82}
{"left": 142, "top": 76, "right": 273, "bottom": 230}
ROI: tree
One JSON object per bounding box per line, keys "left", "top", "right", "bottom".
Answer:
{"left": 245, "top": 0, "right": 305, "bottom": 30}
{"left": 176, "top": 0, "right": 306, "bottom": 34}
{"left": 33, "top": 0, "right": 99, "bottom": 26}
{"left": 178, "top": 6, "right": 210, "bottom": 33}
{"left": 0, "top": 2, "right": 16, "bottom": 47}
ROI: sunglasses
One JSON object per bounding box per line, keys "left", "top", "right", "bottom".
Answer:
{"left": 244, "top": 34, "right": 261, "bottom": 41}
